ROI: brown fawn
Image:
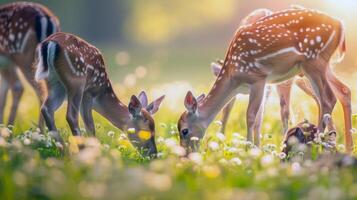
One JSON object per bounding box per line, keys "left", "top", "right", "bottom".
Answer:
{"left": 34, "top": 32, "right": 164, "bottom": 157}
{"left": 210, "top": 8, "right": 319, "bottom": 135}
{"left": 0, "top": 2, "right": 60, "bottom": 125}
{"left": 178, "top": 8, "right": 352, "bottom": 153}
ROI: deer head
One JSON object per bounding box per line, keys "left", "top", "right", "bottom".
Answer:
{"left": 125, "top": 92, "right": 165, "bottom": 157}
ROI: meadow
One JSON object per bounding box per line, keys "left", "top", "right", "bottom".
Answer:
{"left": 1, "top": 46, "right": 357, "bottom": 200}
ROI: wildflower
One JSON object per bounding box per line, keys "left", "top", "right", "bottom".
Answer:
{"left": 138, "top": 130, "right": 151, "bottom": 141}
{"left": 0, "top": 137, "right": 7, "bottom": 147}
{"left": 260, "top": 155, "right": 274, "bottom": 167}
{"left": 216, "top": 132, "right": 225, "bottom": 141}
{"left": 103, "top": 144, "right": 110, "bottom": 151}
{"left": 291, "top": 162, "right": 302, "bottom": 175}
{"left": 230, "top": 157, "right": 242, "bottom": 165}
{"left": 231, "top": 139, "right": 239, "bottom": 146}
{"left": 203, "top": 165, "right": 221, "bottom": 178}
{"left": 23, "top": 138, "right": 31, "bottom": 145}
{"left": 279, "top": 152, "right": 287, "bottom": 159}
{"left": 127, "top": 128, "right": 136, "bottom": 134}
{"left": 172, "top": 146, "right": 186, "bottom": 156}
{"left": 227, "top": 147, "right": 239, "bottom": 154}
{"left": 188, "top": 152, "right": 203, "bottom": 164}
{"left": 208, "top": 141, "right": 219, "bottom": 151}
{"left": 157, "top": 136, "right": 164, "bottom": 144}
{"left": 107, "top": 131, "right": 115, "bottom": 138}
{"left": 144, "top": 172, "right": 172, "bottom": 191}
{"left": 0, "top": 128, "right": 11, "bottom": 138}
{"left": 337, "top": 144, "right": 345, "bottom": 151}
{"left": 214, "top": 120, "right": 223, "bottom": 126}
{"left": 164, "top": 138, "right": 177, "bottom": 148}
{"left": 248, "top": 148, "right": 262, "bottom": 158}
{"left": 219, "top": 158, "right": 228, "bottom": 165}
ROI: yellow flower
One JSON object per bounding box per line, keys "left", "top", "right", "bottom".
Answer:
{"left": 138, "top": 130, "right": 151, "bottom": 141}
{"left": 203, "top": 165, "right": 221, "bottom": 179}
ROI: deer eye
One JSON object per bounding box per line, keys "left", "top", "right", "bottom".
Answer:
{"left": 181, "top": 128, "right": 189, "bottom": 136}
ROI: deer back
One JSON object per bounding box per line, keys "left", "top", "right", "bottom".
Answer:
{"left": 0, "top": 2, "right": 60, "bottom": 56}
{"left": 222, "top": 8, "right": 344, "bottom": 76}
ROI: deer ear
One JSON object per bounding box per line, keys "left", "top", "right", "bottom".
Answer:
{"left": 138, "top": 91, "right": 148, "bottom": 108}
{"left": 211, "top": 62, "right": 222, "bottom": 77}
{"left": 128, "top": 95, "right": 142, "bottom": 117}
{"left": 146, "top": 95, "right": 165, "bottom": 115}
{"left": 196, "top": 93, "right": 205, "bottom": 103}
{"left": 184, "top": 91, "right": 198, "bottom": 113}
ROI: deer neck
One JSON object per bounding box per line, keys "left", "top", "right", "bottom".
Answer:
{"left": 198, "top": 72, "right": 239, "bottom": 128}
{"left": 94, "top": 87, "right": 131, "bottom": 130}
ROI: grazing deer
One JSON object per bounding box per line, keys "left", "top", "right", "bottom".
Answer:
{"left": 211, "top": 8, "right": 319, "bottom": 135}
{"left": 178, "top": 8, "right": 352, "bottom": 153}
{"left": 0, "top": 2, "right": 60, "bottom": 126}
{"left": 35, "top": 32, "right": 165, "bottom": 157}
{"left": 212, "top": 60, "right": 318, "bottom": 135}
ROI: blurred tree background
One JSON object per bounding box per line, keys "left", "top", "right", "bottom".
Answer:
{"left": 1, "top": 0, "right": 357, "bottom": 87}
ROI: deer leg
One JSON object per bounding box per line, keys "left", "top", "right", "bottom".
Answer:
{"left": 8, "top": 71, "right": 24, "bottom": 126}
{"left": 19, "top": 67, "right": 46, "bottom": 130}
{"left": 276, "top": 80, "right": 293, "bottom": 135}
{"left": 220, "top": 98, "right": 235, "bottom": 134}
{"left": 80, "top": 92, "right": 95, "bottom": 136}
{"left": 246, "top": 80, "right": 266, "bottom": 146}
{"left": 295, "top": 77, "right": 321, "bottom": 122}
{"left": 0, "top": 72, "right": 9, "bottom": 125}
{"left": 326, "top": 69, "right": 353, "bottom": 152}
{"left": 41, "top": 81, "right": 66, "bottom": 132}
{"left": 302, "top": 61, "right": 337, "bottom": 135}
{"left": 253, "top": 87, "right": 270, "bottom": 145}
{"left": 66, "top": 87, "right": 84, "bottom": 136}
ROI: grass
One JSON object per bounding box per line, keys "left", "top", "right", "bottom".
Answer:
{"left": 1, "top": 47, "right": 357, "bottom": 199}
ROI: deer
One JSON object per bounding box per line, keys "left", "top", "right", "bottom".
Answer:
{"left": 212, "top": 60, "right": 318, "bottom": 135}
{"left": 34, "top": 32, "right": 165, "bottom": 157}
{"left": 210, "top": 8, "right": 319, "bottom": 135}
{"left": 0, "top": 2, "right": 60, "bottom": 126}
{"left": 178, "top": 7, "right": 353, "bottom": 153}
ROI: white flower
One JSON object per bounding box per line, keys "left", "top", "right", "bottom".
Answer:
{"left": 214, "top": 120, "right": 223, "bottom": 126}
{"left": 219, "top": 158, "right": 228, "bottom": 165}
{"left": 248, "top": 148, "right": 262, "bottom": 158}
{"left": 164, "top": 138, "right": 178, "bottom": 148}
{"left": 157, "top": 136, "right": 164, "bottom": 144}
{"left": 337, "top": 144, "right": 345, "bottom": 151}
{"left": 279, "top": 152, "right": 287, "bottom": 159}
{"left": 172, "top": 146, "right": 186, "bottom": 156}
{"left": 208, "top": 141, "right": 219, "bottom": 151}
{"left": 188, "top": 152, "right": 203, "bottom": 164}
{"left": 0, "top": 137, "right": 7, "bottom": 147}
{"left": 227, "top": 147, "right": 239, "bottom": 154}
{"left": 23, "top": 138, "right": 31, "bottom": 145}
{"left": 291, "top": 162, "right": 302, "bottom": 175}
{"left": 260, "top": 155, "right": 274, "bottom": 167}
{"left": 230, "top": 157, "right": 242, "bottom": 165}
{"left": 231, "top": 139, "right": 239, "bottom": 146}
{"left": 127, "top": 128, "right": 136, "bottom": 134}
{"left": 216, "top": 132, "right": 225, "bottom": 141}
{"left": 0, "top": 128, "right": 11, "bottom": 138}
{"left": 107, "top": 131, "right": 115, "bottom": 137}
{"left": 350, "top": 128, "right": 357, "bottom": 134}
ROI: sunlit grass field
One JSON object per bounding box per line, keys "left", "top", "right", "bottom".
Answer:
{"left": 1, "top": 47, "right": 357, "bottom": 200}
